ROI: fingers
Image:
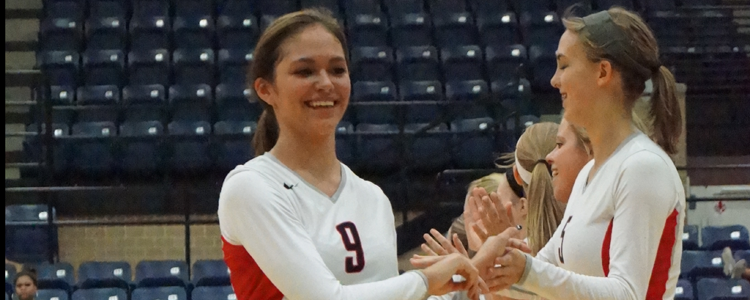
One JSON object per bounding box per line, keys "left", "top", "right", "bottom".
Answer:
{"left": 472, "top": 223, "right": 488, "bottom": 243}
{"left": 423, "top": 233, "right": 447, "bottom": 255}
{"left": 480, "top": 195, "right": 502, "bottom": 234}
{"left": 410, "top": 254, "right": 444, "bottom": 268}
{"left": 507, "top": 238, "right": 532, "bottom": 254}
{"left": 420, "top": 243, "right": 438, "bottom": 256}
{"left": 430, "top": 228, "right": 456, "bottom": 253}
{"left": 452, "top": 234, "right": 469, "bottom": 257}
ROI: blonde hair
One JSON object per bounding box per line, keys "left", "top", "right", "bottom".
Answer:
{"left": 451, "top": 173, "right": 505, "bottom": 248}
{"left": 562, "top": 7, "right": 682, "bottom": 154}
{"left": 500, "top": 122, "right": 565, "bottom": 255}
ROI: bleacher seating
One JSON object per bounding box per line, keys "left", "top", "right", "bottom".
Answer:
{"left": 77, "top": 261, "right": 132, "bottom": 290}
{"left": 72, "top": 287, "right": 127, "bottom": 300}
{"left": 36, "top": 288, "right": 69, "bottom": 300}
{"left": 4, "top": 205, "right": 58, "bottom": 263}
{"left": 191, "top": 286, "right": 235, "bottom": 300}
{"left": 36, "top": 262, "right": 75, "bottom": 292}
{"left": 191, "top": 260, "right": 230, "bottom": 287}
{"left": 132, "top": 286, "right": 187, "bottom": 300}
{"left": 135, "top": 260, "right": 189, "bottom": 288}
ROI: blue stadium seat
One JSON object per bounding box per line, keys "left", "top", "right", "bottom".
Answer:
{"left": 683, "top": 224, "right": 700, "bottom": 250}
{"left": 595, "top": 0, "right": 634, "bottom": 10}
{"left": 217, "top": 15, "right": 259, "bottom": 50}
{"left": 6, "top": 264, "right": 17, "bottom": 284}
{"left": 36, "top": 289, "right": 69, "bottom": 300}
{"left": 173, "top": 15, "right": 215, "bottom": 50}
{"left": 256, "top": 0, "right": 298, "bottom": 16}
{"left": 168, "top": 121, "right": 212, "bottom": 174}
{"left": 135, "top": 261, "right": 189, "bottom": 288}
{"left": 174, "top": 0, "right": 214, "bottom": 19}
{"left": 214, "top": 121, "right": 256, "bottom": 170}
{"left": 396, "top": 46, "right": 441, "bottom": 82}
{"left": 528, "top": 45, "right": 556, "bottom": 90}
{"left": 351, "top": 46, "right": 394, "bottom": 82}
{"left": 76, "top": 85, "right": 120, "bottom": 105}
{"left": 702, "top": 225, "right": 750, "bottom": 250}
{"left": 215, "top": 83, "right": 260, "bottom": 122}
{"left": 427, "top": 0, "right": 467, "bottom": 12}
{"left": 218, "top": 49, "right": 254, "bottom": 85}
{"left": 47, "top": 86, "right": 76, "bottom": 105}
{"left": 434, "top": 12, "right": 478, "bottom": 47}
{"left": 36, "top": 262, "right": 75, "bottom": 292}
{"left": 217, "top": 0, "right": 255, "bottom": 18}
{"left": 441, "top": 45, "right": 484, "bottom": 81}
{"left": 681, "top": 250, "right": 725, "bottom": 279}
{"left": 491, "top": 78, "right": 531, "bottom": 113}
{"left": 647, "top": 12, "right": 690, "bottom": 48}
{"left": 82, "top": 50, "right": 125, "bottom": 86}
{"left": 301, "top": 0, "right": 341, "bottom": 17}
{"left": 477, "top": 12, "right": 520, "bottom": 48}
{"left": 77, "top": 262, "right": 131, "bottom": 290}
{"left": 132, "top": 0, "right": 169, "bottom": 19}
{"left": 173, "top": 49, "right": 216, "bottom": 86}
{"left": 521, "top": 12, "right": 562, "bottom": 48}
{"left": 343, "top": 0, "right": 381, "bottom": 16}
{"left": 85, "top": 17, "right": 126, "bottom": 50}
{"left": 356, "top": 124, "right": 400, "bottom": 172}
{"left": 697, "top": 278, "right": 750, "bottom": 300}
{"left": 736, "top": 250, "right": 750, "bottom": 263}
{"left": 129, "top": 15, "right": 171, "bottom": 51}
{"left": 45, "top": 1, "right": 84, "bottom": 21}
{"left": 119, "top": 121, "right": 164, "bottom": 175}
{"left": 191, "top": 286, "right": 235, "bottom": 300}
{"left": 191, "top": 260, "right": 230, "bottom": 287}
{"left": 468, "top": 0, "right": 510, "bottom": 17}
{"left": 641, "top": 0, "right": 676, "bottom": 12}
{"left": 405, "top": 123, "right": 450, "bottom": 171}
{"left": 400, "top": 80, "right": 444, "bottom": 123}
{"left": 675, "top": 279, "right": 694, "bottom": 300}
{"left": 128, "top": 49, "right": 171, "bottom": 87}
{"left": 169, "top": 84, "right": 212, "bottom": 122}
{"left": 451, "top": 118, "right": 497, "bottom": 168}
{"left": 122, "top": 85, "right": 166, "bottom": 122}
{"left": 72, "top": 287, "right": 127, "bottom": 300}
{"left": 384, "top": 0, "right": 425, "bottom": 15}
{"left": 514, "top": 0, "right": 554, "bottom": 16}
{"left": 347, "top": 13, "right": 389, "bottom": 47}
{"left": 336, "top": 122, "right": 356, "bottom": 167}
{"left": 391, "top": 13, "right": 433, "bottom": 47}
{"left": 88, "top": 0, "right": 127, "bottom": 19}
{"left": 352, "top": 81, "right": 398, "bottom": 123}
{"left": 23, "top": 123, "right": 70, "bottom": 174}
{"left": 40, "top": 18, "right": 83, "bottom": 51}
{"left": 70, "top": 121, "right": 117, "bottom": 175}
{"left": 445, "top": 80, "right": 489, "bottom": 101}
{"left": 37, "top": 50, "right": 80, "bottom": 86}
{"left": 486, "top": 44, "right": 527, "bottom": 86}
{"left": 4, "top": 205, "right": 58, "bottom": 263}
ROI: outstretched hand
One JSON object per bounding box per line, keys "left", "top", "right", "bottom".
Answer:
{"left": 467, "top": 188, "right": 514, "bottom": 246}
{"left": 421, "top": 228, "right": 469, "bottom": 258}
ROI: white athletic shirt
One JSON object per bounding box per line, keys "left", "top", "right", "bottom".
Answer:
{"left": 218, "top": 153, "right": 429, "bottom": 300}
{"left": 511, "top": 131, "right": 685, "bottom": 300}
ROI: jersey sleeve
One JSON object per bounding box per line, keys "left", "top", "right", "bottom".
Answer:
{"left": 514, "top": 151, "right": 680, "bottom": 300}
{"left": 218, "top": 170, "right": 428, "bottom": 300}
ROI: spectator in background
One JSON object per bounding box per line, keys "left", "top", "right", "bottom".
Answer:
{"left": 13, "top": 269, "right": 37, "bottom": 300}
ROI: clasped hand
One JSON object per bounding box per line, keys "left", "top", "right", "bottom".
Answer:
{"left": 412, "top": 188, "right": 530, "bottom": 297}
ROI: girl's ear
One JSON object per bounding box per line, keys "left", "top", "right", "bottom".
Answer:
{"left": 254, "top": 78, "right": 276, "bottom": 106}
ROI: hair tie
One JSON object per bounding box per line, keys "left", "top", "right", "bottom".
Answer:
{"left": 506, "top": 170, "right": 525, "bottom": 198}
{"left": 535, "top": 159, "right": 552, "bottom": 175}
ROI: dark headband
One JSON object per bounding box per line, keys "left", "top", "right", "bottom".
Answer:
{"left": 505, "top": 170, "right": 525, "bottom": 198}
{"left": 581, "top": 11, "right": 656, "bottom": 79}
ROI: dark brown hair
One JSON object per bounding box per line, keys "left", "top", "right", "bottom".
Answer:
{"left": 563, "top": 7, "right": 682, "bottom": 154}
{"left": 14, "top": 269, "right": 38, "bottom": 287}
{"left": 249, "top": 8, "right": 348, "bottom": 156}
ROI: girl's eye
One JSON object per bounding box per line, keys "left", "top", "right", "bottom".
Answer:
{"left": 556, "top": 142, "right": 563, "bottom": 148}
{"left": 332, "top": 67, "right": 347, "bottom": 75}
{"left": 295, "top": 69, "right": 313, "bottom": 76}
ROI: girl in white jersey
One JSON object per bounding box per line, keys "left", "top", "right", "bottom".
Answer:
{"left": 460, "top": 7, "right": 687, "bottom": 300}
{"left": 217, "top": 8, "right": 487, "bottom": 300}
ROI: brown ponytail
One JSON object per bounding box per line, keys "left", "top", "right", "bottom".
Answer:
{"left": 248, "top": 8, "right": 347, "bottom": 156}
{"left": 649, "top": 66, "right": 682, "bottom": 154}
{"left": 563, "top": 7, "right": 682, "bottom": 154}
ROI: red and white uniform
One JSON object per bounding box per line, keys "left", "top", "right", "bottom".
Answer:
{"left": 218, "top": 153, "right": 428, "bottom": 300}
{"left": 512, "top": 132, "right": 685, "bottom": 300}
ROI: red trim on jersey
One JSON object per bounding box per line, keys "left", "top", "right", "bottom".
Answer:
{"left": 222, "top": 236, "right": 283, "bottom": 300}
{"left": 601, "top": 219, "right": 614, "bottom": 276}
{"left": 646, "top": 209, "right": 679, "bottom": 300}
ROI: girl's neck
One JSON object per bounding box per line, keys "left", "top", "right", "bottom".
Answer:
{"left": 270, "top": 130, "right": 339, "bottom": 179}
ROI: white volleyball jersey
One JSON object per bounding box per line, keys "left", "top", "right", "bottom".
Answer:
{"left": 218, "top": 153, "right": 428, "bottom": 300}
{"left": 515, "top": 132, "right": 685, "bottom": 300}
